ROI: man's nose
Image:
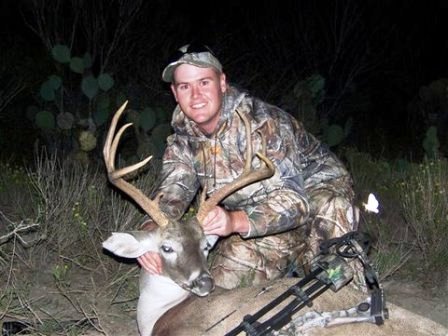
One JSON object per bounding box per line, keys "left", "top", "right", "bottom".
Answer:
{"left": 191, "top": 85, "right": 201, "bottom": 98}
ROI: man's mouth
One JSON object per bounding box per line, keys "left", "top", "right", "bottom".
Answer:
{"left": 192, "top": 103, "right": 206, "bottom": 109}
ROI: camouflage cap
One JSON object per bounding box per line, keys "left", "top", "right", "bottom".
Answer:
{"left": 162, "top": 44, "right": 223, "bottom": 83}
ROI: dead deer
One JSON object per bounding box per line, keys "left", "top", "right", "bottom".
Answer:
{"left": 101, "top": 101, "right": 275, "bottom": 336}
{"left": 153, "top": 277, "right": 448, "bottom": 336}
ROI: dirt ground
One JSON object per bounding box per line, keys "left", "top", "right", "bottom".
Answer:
{"left": 2, "top": 268, "right": 447, "bottom": 336}
{"left": 382, "top": 279, "right": 448, "bottom": 330}
{"left": 85, "top": 278, "right": 448, "bottom": 336}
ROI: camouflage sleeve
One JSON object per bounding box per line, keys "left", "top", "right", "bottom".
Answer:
{"left": 151, "top": 134, "right": 200, "bottom": 219}
{"left": 292, "top": 117, "right": 351, "bottom": 189}
{"left": 239, "top": 110, "right": 311, "bottom": 238}
{"left": 243, "top": 187, "right": 310, "bottom": 238}
{"left": 238, "top": 99, "right": 350, "bottom": 239}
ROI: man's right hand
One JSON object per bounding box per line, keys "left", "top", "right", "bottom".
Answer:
{"left": 137, "top": 251, "right": 162, "bottom": 274}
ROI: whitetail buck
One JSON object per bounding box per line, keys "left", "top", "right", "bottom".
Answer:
{"left": 152, "top": 278, "right": 448, "bottom": 336}
{"left": 102, "top": 101, "right": 275, "bottom": 336}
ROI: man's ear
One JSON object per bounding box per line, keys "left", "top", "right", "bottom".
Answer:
{"left": 170, "top": 84, "right": 178, "bottom": 102}
{"left": 220, "top": 73, "right": 227, "bottom": 94}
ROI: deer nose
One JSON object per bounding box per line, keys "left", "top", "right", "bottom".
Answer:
{"left": 191, "top": 274, "right": 214, "bottom": 296}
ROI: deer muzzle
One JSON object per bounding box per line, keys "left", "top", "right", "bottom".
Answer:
{"left": 189, "top": 273, "right": 215, "bottom": 297}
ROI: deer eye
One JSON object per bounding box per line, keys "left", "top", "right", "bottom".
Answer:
{"left": 161, "top": 245, "right": 174, "bottom": 253}
{"left": 203, "top": 242, "right": 212, "bottom": 252}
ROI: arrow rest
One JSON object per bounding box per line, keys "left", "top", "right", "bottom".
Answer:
{"left": 225, "top": 231, "right": 388, "bottom": 336}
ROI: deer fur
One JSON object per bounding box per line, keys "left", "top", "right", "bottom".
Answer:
{"left": 153, "top": 277, "right": 448, "bottom": 336}
{"left": 102, "top": 223, "right": 217, "bottom": 336}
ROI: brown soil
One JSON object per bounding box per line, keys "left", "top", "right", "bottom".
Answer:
{"left": 2, "top": 267, "right": 447, "bottom": 336}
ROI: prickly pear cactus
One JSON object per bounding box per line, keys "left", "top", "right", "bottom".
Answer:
{"left": 81, "top": 75, "right": 99, "bottom": 100}
{"left": 290, "top": 73, "right": 350, "bottom": 147}
{"left": 57, "top": 112, "right": 75, "bottom": 130}
{"left": 292, "top": 74, "right": 325, "bottom": 135}
{"left": 415, "top": 79, "right": 448, "bottom": 157}
{"left": 139, "top": 107, "right": 156, "bottom": 131}
{"left": 31, "top": 43, "right": 119, "bottom": 163}
{"left": 39, "top": 75, "right": 62, "bottom": 102}
{"left": 69, "top": 57, "right": 85, "bottom": 74}
{"left": 422, "top": 126, "right": 439, "bottom": 159}
{"left": 98, "top": 73, "right": 114, "bottom": 92}
{"left": 35, "top": 110, "right": 55, "bottom": 129}
{"left": 33, "top": 43, "right": 175, "bottom": 163}
{"left": 79, "top": 130, "right": 97, "bottom": 152}
{"left": 134, "top": 106, "right": 173, "bottom": 158}
{"left": 51, "top": 44, "right": 71, "bottom": 64}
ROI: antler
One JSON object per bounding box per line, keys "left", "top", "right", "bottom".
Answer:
{"left": 103, "top": 101, "right": 170, "bottom": 227}
{"left": 196, "top": 109, "right": 275, "bottom": 223}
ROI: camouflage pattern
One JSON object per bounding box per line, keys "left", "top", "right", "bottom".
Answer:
{"left": 149, "top": 86, "right": 364, "bottom": 290}
{"left": 162, "top": 45, "right": 223, "bottom": 82}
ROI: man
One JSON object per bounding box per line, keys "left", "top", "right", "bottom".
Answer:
{"left": 138, "top": 43, "right": 363, "bottom": 290}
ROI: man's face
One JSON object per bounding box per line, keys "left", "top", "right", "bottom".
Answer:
{"left": 171, "top": 64, "right": 227, "bottom": 134}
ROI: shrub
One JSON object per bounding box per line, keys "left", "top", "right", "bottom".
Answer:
{"left": 0, "top": 150, "right": 160, "bottom": 333}
{"left": 399, "top": 159, "right": 448, "bottom": 276}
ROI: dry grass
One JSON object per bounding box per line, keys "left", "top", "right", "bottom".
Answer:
{"left": 346, "top": 149, "right": 448, "bottom": 284}
{"left": 0, "top": 152, "right": 155, "bottom": 335}
{"left": 398, "top": 159, "right": 448, "bottom": 280}
{"left": 0, "top": 149, "right": 447, "bottom": 334}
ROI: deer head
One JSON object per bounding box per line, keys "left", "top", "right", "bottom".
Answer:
{"left": 102, "top": 101, "right": 275, "bottom": 296}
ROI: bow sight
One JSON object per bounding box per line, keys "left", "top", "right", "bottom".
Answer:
{"left": 225, "top": 231, "right": 389, "bottom": 336}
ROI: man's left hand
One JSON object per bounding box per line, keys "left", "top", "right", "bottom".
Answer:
{"left": 202, "top": 206, "right": 249, "bottom": 236}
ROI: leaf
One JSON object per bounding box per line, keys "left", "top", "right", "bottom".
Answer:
{"left": 306, "top": 74, "right": 325, "bottom": 95}
{"left": 51, "top": 44, "right": 71, "bottom": 63}
{"left": 35, "top": 110, "right": 55, "bottom": 129}
{"left": 98, "top": 73, "right": 114, "bottom": 91}
{"left": 57, "top": 112, "right": 75, "bottom": 130}
{"left": 83, "top": 52, "right": 93, "bottom": 68}
{"left": 81, "top": 75, "right": 99, "bottom": 99}
{"left": 69, "top": 57, "right": 85, "bottom": 74}
{"left": 93, "top": 108, "right": 110, "bottom": 127}
{"left": 48, "top": 75, "right": 62, "bottom": 90}
{"left": 324, "top": 124, "right": 345, "bottom": 147}
{"left": 139, "top": 107, "right": 156, "bottom": 131}
{"left": 79, "top": 130, "right": 97, "bottom": 152}
{"left": 155, "top": 106, "right": 171, "bottom": 123}
{"left": 39, "top": 80, "right": 56, "bottom": 101}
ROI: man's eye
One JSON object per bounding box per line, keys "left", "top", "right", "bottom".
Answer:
{"left": 161, "top": 245, "right": 174, "bottom": 253}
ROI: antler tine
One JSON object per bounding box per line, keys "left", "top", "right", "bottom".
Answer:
{"left": 196, "top": 110, "right": 275, "bottom": 223}
{"left": 104, "top": 101, "right": 170, "bottom": 227}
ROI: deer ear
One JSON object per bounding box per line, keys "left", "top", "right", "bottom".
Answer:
{"left": 141, "top": 220, "right": 159, "bottom": 232}
{"left": 102, "top": 232, "right": 155, "bottom": 258}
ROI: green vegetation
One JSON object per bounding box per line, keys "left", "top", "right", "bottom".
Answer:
{"left": 26, "top": 44, "right": 173, "bottom": 165}
{"left": 345, "top": 150, "right": 448, "bottom": 282}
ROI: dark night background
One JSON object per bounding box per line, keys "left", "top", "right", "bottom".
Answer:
{"left": 1, "top": 3, "right": 448, "bottom": 331}
{"left": 1, "top": 0, "right": 447, "bottom": 163}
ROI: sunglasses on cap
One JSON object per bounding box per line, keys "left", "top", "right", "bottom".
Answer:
{"left": 166, "top": 43, "right": 217, "bottom": 66}
{"left": 162, "top": 43, "right": 223, "bottom": 82}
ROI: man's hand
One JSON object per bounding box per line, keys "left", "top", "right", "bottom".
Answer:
{"left": 137, "top": 251, "right": 162, "bottom": 274}
{"left": 202, "top": 206, "right": 249, "bottom": 236}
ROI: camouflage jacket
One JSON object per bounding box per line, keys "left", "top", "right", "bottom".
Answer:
{"left": 153, "top": 86, "right": 352, "bottom": 238}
